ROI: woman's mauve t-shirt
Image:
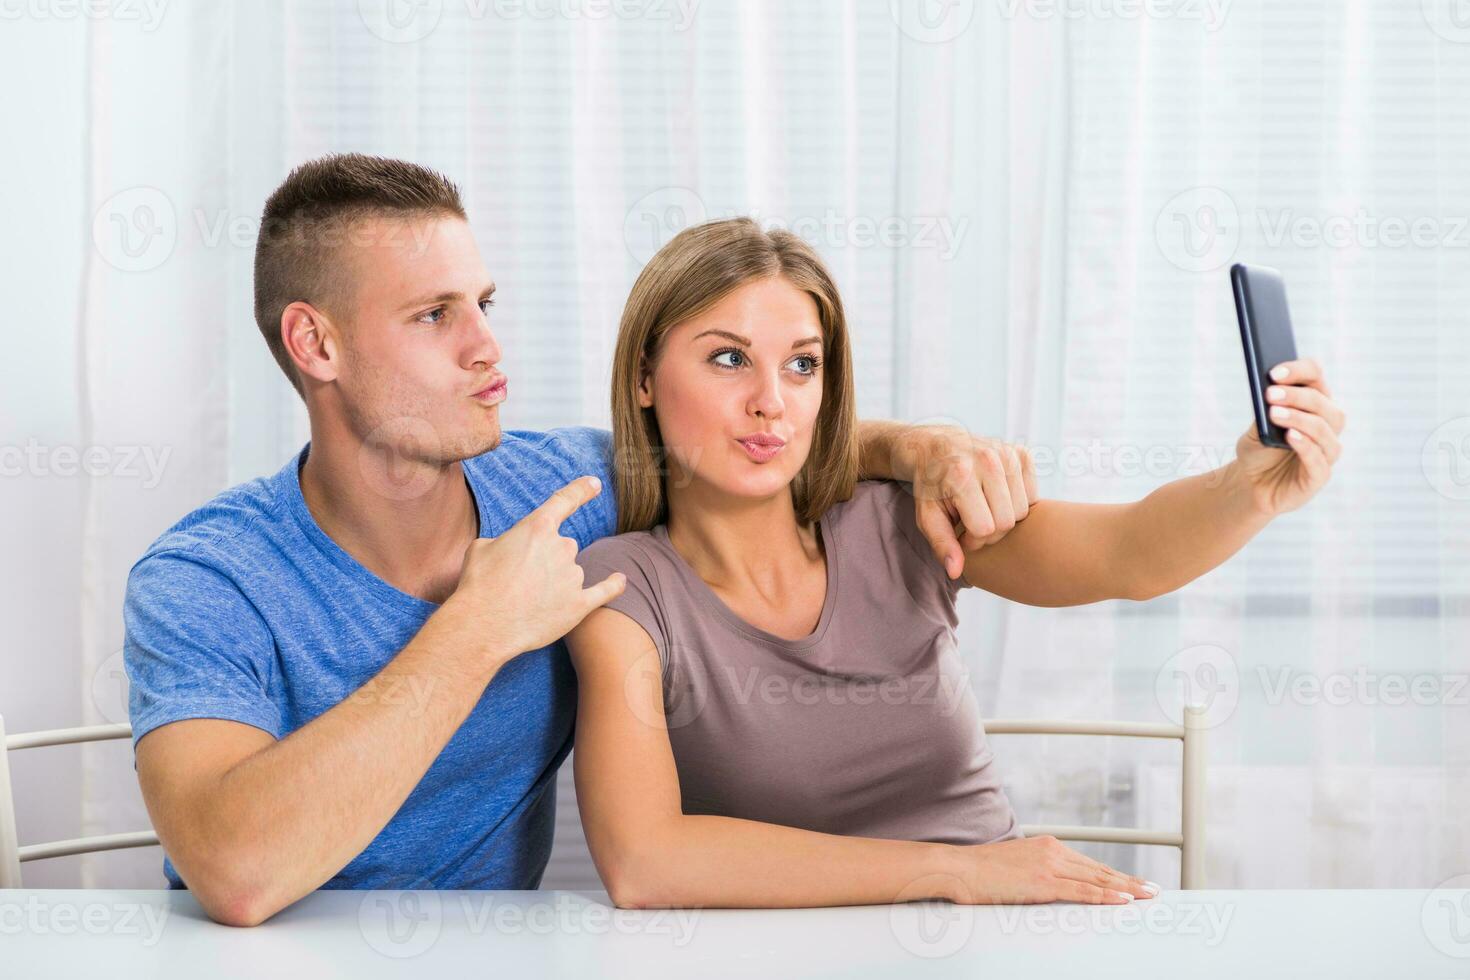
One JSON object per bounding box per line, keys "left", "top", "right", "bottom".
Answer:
{"left": 574, "top": 479, "right": 1021, "bottom": 846}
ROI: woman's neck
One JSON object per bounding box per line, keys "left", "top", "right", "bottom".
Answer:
{"left": 663, "top": 481, "right": 821, "bottom": 592}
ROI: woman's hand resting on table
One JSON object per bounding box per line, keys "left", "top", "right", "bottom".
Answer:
{"left": 1232, "top": 357, "right": 1346, "bottom": 516}
{"left": 942, "top": 835, "right": 1159, "bottom": 905}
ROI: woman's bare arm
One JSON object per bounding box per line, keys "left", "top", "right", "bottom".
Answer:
{"left": 961, "top": 358, "right": 1345, "bottom": 607}
{"left": 959, "top": 462, "right": 1271, "bottom": 606}
{"left": 566, "top": 606, "right": 1152, "bottom": 908}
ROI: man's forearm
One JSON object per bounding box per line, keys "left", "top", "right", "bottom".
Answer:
{"left": 1115, "top": 461, "right": 1274, "bottom": 600}
{"left": 182, "top": 606, "right": 509, "bottom": 923}
{"left": 855, "top": 419, "right": 909, "bottom": 481}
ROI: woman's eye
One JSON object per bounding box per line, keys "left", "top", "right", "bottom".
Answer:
{"left": 711, "top": 349, "right": 746, "bottom": 369}
{"left": 790, "top": 355, "right": 819, "bottom": 375}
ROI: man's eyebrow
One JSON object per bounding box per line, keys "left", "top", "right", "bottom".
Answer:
{"left": 692, "top": 328, "right": 823, "bottom": 349}
{"left": 397, "top": 283, "right": 496, "bottom": 312}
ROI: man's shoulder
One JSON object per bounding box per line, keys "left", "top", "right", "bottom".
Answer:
{"left": 465, "top": 426, "right": 616, "bottom": 543}
{"left": 472, "top": 426, "right": 612, "bottom": 474}
{"left": 130, "top": 453, "right": 300, "bottom": 585}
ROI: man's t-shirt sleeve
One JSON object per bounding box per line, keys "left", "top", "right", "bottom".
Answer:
{"left": 548, "top": 426, "right": 618, "bottom": 544}
{"left": 124, "top": 552, "right": 283, "bottom": 752}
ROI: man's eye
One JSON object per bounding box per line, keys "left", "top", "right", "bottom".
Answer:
{"left": 417, "top": 307, "right": 447, "bottom": 325}
{"left": 479, "top": 298, "right": 496, "bottom": 314}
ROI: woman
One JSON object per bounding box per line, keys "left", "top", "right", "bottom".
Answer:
{"left": 570, "top": 218, "right": 1344, "bottom": 910}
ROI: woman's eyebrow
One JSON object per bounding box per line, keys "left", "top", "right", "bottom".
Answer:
{"left": 692, "top": 328, "right": 823, "bottom": 349}
{"left": 693, "top": 328, "right": 751, "bottom": 346}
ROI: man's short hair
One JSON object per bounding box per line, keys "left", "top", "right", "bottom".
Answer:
{"left": 253, "top": 153, "right": 466, "bottom": 398}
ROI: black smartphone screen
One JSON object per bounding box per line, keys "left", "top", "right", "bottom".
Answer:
{"left": 1231, "top": 263, "right": 1299, "bottom": 449}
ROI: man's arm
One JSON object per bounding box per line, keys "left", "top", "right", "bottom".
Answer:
{"left": 137, "top": 613, "right": 512, "bottom": 926}
{"left": 135, "top": 477, "right": 625, "bottom": 927}
{"left": 856, "top": 419, "right": 1039, "bottom": 580}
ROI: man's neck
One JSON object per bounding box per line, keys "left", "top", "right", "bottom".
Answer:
{"left": 298, "top": 429, "right": 480, "bottom": 604}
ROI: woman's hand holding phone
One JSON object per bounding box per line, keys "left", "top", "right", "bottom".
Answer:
{"left": 1230, "top": 357, "right": 1346, "bottom": 517}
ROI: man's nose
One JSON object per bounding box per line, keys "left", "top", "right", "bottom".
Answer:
{"left": 467, "top": 312, "right": 502, "bottom": 368}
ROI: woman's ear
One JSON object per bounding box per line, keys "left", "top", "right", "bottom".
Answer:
{"left": 636, "top": 352, "right": 655, "bottom": 408}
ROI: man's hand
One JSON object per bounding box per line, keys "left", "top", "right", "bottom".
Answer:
{"left": 888, "top": 425, "right": 1040, "bottom": 581}
{"left": 442, "top": 475, "right": 626, "bottom": 662}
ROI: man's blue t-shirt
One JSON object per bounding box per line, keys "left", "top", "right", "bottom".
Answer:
{"left": 122, "top": 427, "right": 615, "bottom": 891}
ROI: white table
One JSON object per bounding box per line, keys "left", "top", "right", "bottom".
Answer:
{"left": 3, "top": 887, "right": 1468, "bottom": 978}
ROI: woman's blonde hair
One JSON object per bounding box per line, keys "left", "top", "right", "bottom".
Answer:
{"left": 611, "top": 217, "right": 859, "bottom": 533}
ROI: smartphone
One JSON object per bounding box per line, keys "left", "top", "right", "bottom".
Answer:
{"left": 1230, "top": 263, "right": 1298, "bottom": 449}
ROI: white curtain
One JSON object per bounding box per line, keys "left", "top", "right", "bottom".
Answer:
{"left": 2, "top": 0, "right": 1465, "bottom": 890}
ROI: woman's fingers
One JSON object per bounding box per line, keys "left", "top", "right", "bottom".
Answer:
{"left": 1269, "top": 357, "right": 1332, "bottom": 398}
{"left": 1059, "top": 879, "right": 1134, "bottom": 905}
{"left": 1285, "top": 426, "right": 1333, "bottom": 484}
{"left": 1271, "top": 405, "right": 1341, "bottom": 463}
{"left": 1062, "top": 852, "right": 1156, "bottom": 899}
{"left": 1266, "top": 382, "right": 1345, "bottom": 434}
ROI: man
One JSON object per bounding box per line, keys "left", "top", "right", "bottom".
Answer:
{"left": 123, "top": 154, "right": 1036, "bottom": 927}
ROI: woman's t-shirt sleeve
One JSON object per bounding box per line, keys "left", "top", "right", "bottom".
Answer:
{"left": 841, "top": 480, "right": 966, "bottom": 625}
{"left": 574, "top": 535, "right": 671, "bottom": 668}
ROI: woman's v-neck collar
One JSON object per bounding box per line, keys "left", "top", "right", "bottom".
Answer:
{"left": 651, "top": 513, "right": 839, "bottom": 652}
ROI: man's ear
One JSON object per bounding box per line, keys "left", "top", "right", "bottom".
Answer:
{"left": 636, "top": 352, "right": 654, "bottom": 408}
{"left": 282, "top": 301, "right": 340, "bottom": 386}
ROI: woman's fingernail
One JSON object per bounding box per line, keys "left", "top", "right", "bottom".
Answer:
{"left": 1267, "top": 386, "right": 1284, "bottom": 401}
{"left": 1271, "top": 406, "right": 1290, "bottom": 420}
{"left": 1116, "top": 891, "right": 1134, "bottom": 903}
{"left": 1270, "top": 365, "right": 1289, "bottom": 380}
{"left": 1143, "top": 881, "right": 1160, "bottom": 896}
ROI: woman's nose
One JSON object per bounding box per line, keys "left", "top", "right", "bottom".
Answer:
{"left": 747, "top": 371, "right": 785, "bottom": 420}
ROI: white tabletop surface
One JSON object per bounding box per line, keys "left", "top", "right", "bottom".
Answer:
{"left": 4, "top": 887, "right": 1469, "bottom": 978}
